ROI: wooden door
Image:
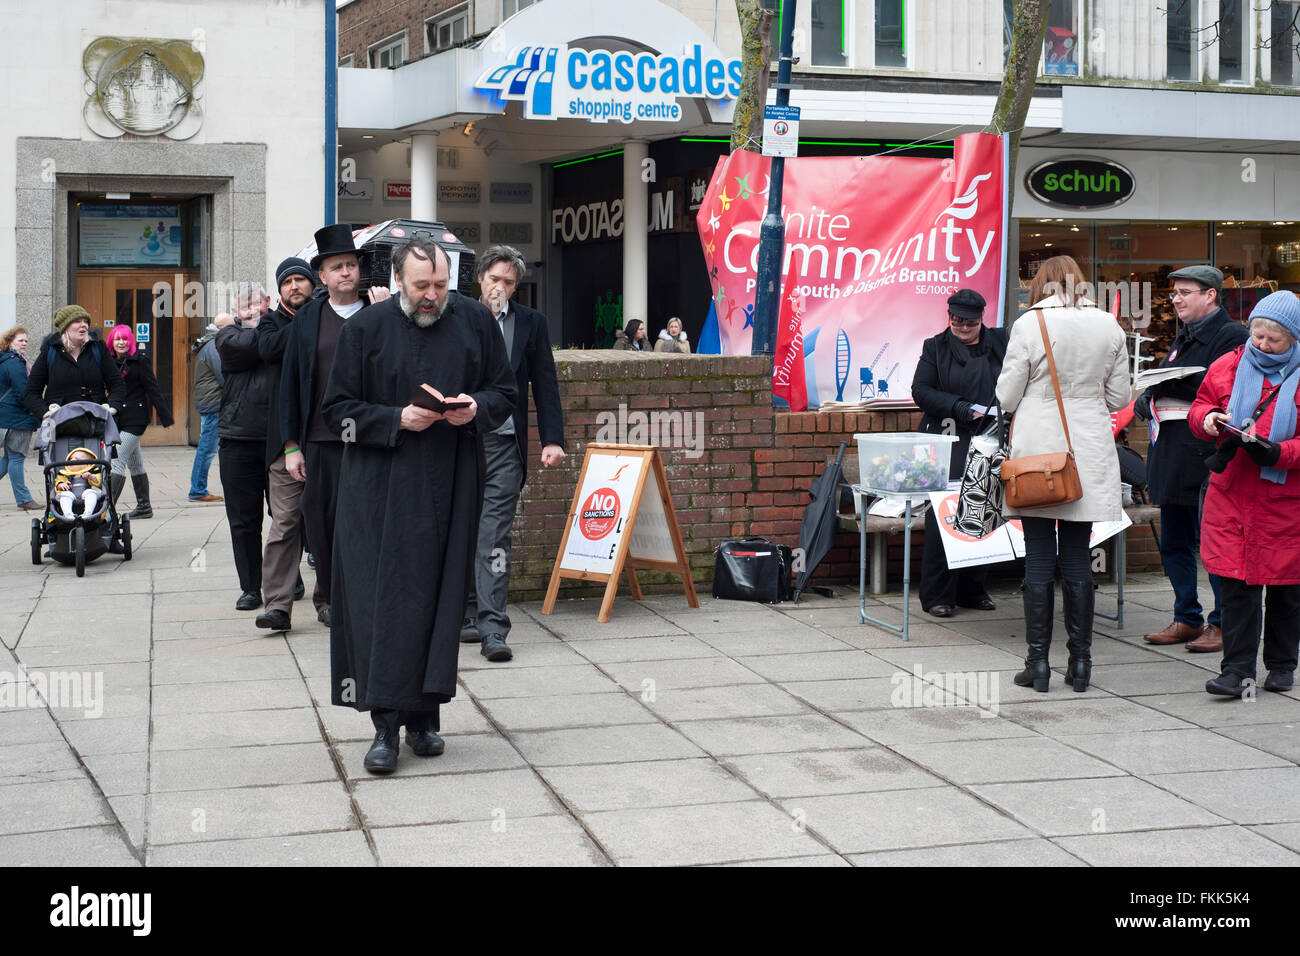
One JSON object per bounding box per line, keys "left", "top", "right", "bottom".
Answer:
{"left": 74, "top": 270, "right": 199, "bottom": 446}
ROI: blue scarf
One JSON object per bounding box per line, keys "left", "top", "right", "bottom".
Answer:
{"left": 1227, "top": 342, "right": 1300, "bottom": 484}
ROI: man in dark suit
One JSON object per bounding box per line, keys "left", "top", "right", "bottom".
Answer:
{"left": 461, "top": 245, "right": 565, "bottom": 662}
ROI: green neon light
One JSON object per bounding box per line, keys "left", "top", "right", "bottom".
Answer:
{"left": 884, "top": 143, "right": 951, "bottom": 149}
{"left": 680, "top": 137, "right": 950, "bottom": 149}
{"left": 553, "top": 149, "right": 624, "bottom": 168}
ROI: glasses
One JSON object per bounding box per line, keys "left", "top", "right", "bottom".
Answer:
{"left": 1170, "top": 288, "right": 1206, "bottom": 300}
{"left": 949, "top": 316, "right": 982, "bottom": 327}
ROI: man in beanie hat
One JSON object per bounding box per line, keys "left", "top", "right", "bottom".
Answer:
{"left": 268, "top": 227, "right": 389, "bottom": 633}
{"left": 246, "top": 256, "right": 321, "bottom": 631}
{"left": 1135, "top": 265, "right": 1247, "bottom": 654}
{"left": 1189, "top": 290, "right": 1300, "bottom": 696}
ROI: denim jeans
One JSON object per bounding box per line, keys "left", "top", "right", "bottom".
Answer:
{"left": 2, "top": 437, "right": 34, "bottom": 505}
{"left": 188, "top": 411, "right": 221, "bottom": 498}
{"left": 1159, "top": 502, "right": 1222, "bottom": 628}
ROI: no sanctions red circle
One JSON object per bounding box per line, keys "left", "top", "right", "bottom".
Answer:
{"left": 579, "top": 487, "right": 621, "bottom": 540}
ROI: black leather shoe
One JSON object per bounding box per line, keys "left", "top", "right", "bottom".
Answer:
{"left": 255, "top": 609, "right": 291, "bottom": 631}
{"left": 363, "top": 731, "right": 399, "bottom": 774}
{"left": 1206, "top": 672, "right": 1247, "bottom": 697}
{"left": 481, "top": 633, "right": 512, "bottom": 662}
{"left": 235, "top": 590, "right": 262, "bottom": 611}
{"left": 460, "top": 617, "right": 481, "bottom": 643}
{"left": 926, "top": 604, "right": 954, "bottom": 618}
{"left": 306, "top": 552, "right": 315, "bottom": 569}
{"left": 1264, "top": 670, "right": 1295, "bottom": 693}
{"left": 294, "top": 577, "right": 305, "bottom": 601}
{"left": 970, "top": 597, "right": 997, "bottom": 611}
{"left": 317, "top": 605, "right": 331, "bottom": 627}
{"left": 406, "top": 729, "right": 445, "bottom": 757}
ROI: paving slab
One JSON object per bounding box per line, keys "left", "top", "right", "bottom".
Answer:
{"left": 151, "top": 678, "right": 312, "bottom": 716}
{"left": 0, "top": 777, "right": 114, "bottom": 836}
{"left": 1056, "top": 825, "right": 1300, "bottom": 866}
{"left": 698, "top": 627, "right": 855, "bottom": 657}
{"left": 0, "top": 741, "right": 85, "bottom": 785}
{"left": 509, "top": 723, "right": 704, "bottom": 766}
{"left": 780, "top": 677, "right": 910, "bottom": 712}
{"left": 602, "top": 656, "right": 765, "bottom": 691}
{"left": 459, "top": 663, "right": 619, "bottom": 700}
{"left": 1144, "top": 767, "right": 1300, "bottom": 825}
{"left": 147, "top": 782, "right": 356, "bottom": 844}
{"left": 370, "top": 815, "right": 608, "bottom": 866}
{"left": 61, "top": 717, "right": 149, "bottom": 757}
{"left": 539, "top": 758, "right": 758, "bottom": 813}
{"left": 894, "top": 736, "right": 1125, "bottom": 784}
{"left": 151, "top": 654, "right": 302, "bottom": 685}
{"left": 1130, "top": 691, "right": 1300, "bottom": 728}
{"left": 581, "top": 801, "right": 824, "bottom": 866}
{"left": 479, "top": 692, "right": 658, "bottom": 732}
{"left": 673, "top": 714, "right": 870, "bottom": 757}
{"left": 970, "top": 777, "right": 1227, "bottom": 836}
{"left": 458, "top": 641, "right": 588, "bottom": 669}
{"left": 869, "top": 643, "right": 1033, "bottom": 673}
{"left": 567, "top": 633, "right": 723, "bottom": 664}
{"left": 151, "top": 707, "right": 323, "bottom": 751}
{"left": 850, "top": 838, "right": 1085, "bottom": 867}
{"left": 837, "top": 707, "right": 1037, "bottom": 745}
{"left": 0, "top": 707, "right": 66, "bottom": 745}
{"left": 738, "top": 650, "right": 902, "bottom": 683}
{"left": 353, "top": 768, "right": 563, "bottom": 827}
{"left": 82, "top": 751, "right": 148, "bottom": 798}
{"left": 784, "top": 787, "right": 1034, "bottom": 854}
{"left": 999, "top": 697, "right": 1194, "bottom": 736}
{"left": 1248, "top": 823, "right": 1300, "bottom": 854}
{"left": 0, "top": 825, "right": 139, "bottom": 867}
{"left": 1060, "top": 728, "right": 1290, "bottom": 775}
{"left": 723, "top": 747, "right": 945, "bottom": 798}
{"left": 1214, "top": 722, "right": 1300, "bottom": 763}
{"left": 642, "top": 683, "right": 813, "bottom": 722}
{"left": 338, "top": 733, "right": 527, "bottom": 779}
{"left": 147, "top": 829, "right": 375, "bottom": 866}
{"left": 150, "top": 743, "right": 339, "bottom": 792}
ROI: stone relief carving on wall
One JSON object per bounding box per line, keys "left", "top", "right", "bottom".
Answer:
{"left": 83, "top": 37, "right": 204, "bottom": 139}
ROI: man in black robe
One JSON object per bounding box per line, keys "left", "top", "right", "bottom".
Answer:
{"left": 322, "top": 238, "right": 516, "bottom": 775}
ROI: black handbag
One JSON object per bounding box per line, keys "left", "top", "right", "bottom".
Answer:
{"left": 712, "top": 538, "right": 793, "bottom": 603}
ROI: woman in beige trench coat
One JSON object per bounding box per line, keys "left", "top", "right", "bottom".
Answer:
{"left": 996, "top": 255, "right": 1131, "bottom": 694}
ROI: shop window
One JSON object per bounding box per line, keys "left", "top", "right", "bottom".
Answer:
{"left": 1002, "top": 0, "right": 1014, "bottom": 68}
{"left": 811, "top": 0, "right": 848, "bottom": 67}
{"left": 1218, "top": 0, "right": 1247, "bottom": 82}
{"left": 1270, "top": 1, "right": 1300, "bottom": 86}
{"left": 428, "top": 6, "right": 469, "bottom": 53}
{"left": 503, "top": 0, "right": 536, "bottom": 19}
{"left": 1166, "top": 0, "right": 1197, "bottom": 80}
{"left": 369, "top": 32, "right": 407, "bottom": 69}
{"left": 1043, "top": 0, "right": 1079, "bottom": 76}
{"left": 1214, "top": 220, "right": 1300, "bottom": 322}
{"left": 874, "top": 0, "right": 906, "bottom": 68}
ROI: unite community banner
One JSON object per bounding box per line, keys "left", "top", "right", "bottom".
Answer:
{"left": 697, "top": 132, "right": 1009, "bottom": 410}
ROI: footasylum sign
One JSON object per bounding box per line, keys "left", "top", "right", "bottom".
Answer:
{"left": 476, "top": 43, "right": 742, "bottom": 124}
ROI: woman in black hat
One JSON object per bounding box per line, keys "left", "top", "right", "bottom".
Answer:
{"left": 912, "top": 289, "right": 1009, "bottom": 617}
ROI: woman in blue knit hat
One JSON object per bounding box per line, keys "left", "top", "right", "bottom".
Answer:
{"left": 1190, "top": 291, "right": 1300, "bottom": 697}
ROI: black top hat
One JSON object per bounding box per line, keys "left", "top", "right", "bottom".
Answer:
{"left": 310, "top": 223, "right": 359, "bottom": 271}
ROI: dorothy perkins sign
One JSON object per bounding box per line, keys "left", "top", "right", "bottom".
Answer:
{"left": 476, "top": 43, "right": 741, "bottom": 124}
{"left": 1025, "top": 158, "right": 1135, "bottom": 210}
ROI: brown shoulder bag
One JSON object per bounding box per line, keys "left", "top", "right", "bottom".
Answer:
{"left": 1000, "top": 311, "right": 1084, "bottom": 509}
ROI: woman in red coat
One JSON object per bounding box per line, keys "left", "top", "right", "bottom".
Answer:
{"left": 1188, "top": 291, "right": 1300, "bottom": 697}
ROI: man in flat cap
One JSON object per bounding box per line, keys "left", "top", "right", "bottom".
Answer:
{"left": 1135, "top": 265, "right": 1247, "bottom": 653}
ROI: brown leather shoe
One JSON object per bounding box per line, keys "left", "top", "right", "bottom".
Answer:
{"left": 927, "top": 604, "right": 954, "bottom": 618}
{"left": 1144, "top": 621, "right": 1204, "bottom": 645}
{"left": 1186, "top": 624, "right": 1222, "bottom": 653}
{"left": 188, "top": 493, "right": 223, "bottom": 502}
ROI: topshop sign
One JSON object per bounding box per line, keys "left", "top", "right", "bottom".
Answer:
{"left": 476, "top": 43, "right": 742, "bottom": 124}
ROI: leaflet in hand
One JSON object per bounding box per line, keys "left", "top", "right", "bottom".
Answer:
{"left": 1134, "top": 365, "right": 1205, "bottom": 393}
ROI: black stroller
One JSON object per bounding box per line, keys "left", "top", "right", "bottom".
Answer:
{"left": 31, "top": 402, "right": 132, "bottom": 576}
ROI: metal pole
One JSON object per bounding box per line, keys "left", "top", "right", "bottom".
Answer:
{"left": 325, "top": 0, "right": 338, "bottom": 226}
{"left": 750, "top": 0, "right": 797, "bottom": 368}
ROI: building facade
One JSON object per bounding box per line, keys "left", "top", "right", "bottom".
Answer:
{"left": 1, "top": 0, "right": 327, "bottom": 444}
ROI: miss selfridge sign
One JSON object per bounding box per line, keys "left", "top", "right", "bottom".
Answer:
{"left": 476, "top": 44, "right": 741, "bottom": 124}
{"left": 1025, "top": 158, "right": 1135, "bottom": 210}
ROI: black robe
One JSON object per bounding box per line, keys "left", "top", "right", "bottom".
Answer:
{"left": 321, "top": 293, "right": 517, "bottom": 712}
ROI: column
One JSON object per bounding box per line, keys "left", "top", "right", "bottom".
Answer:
{"left": 622, "top": 139, "right": 649, "bottom": 330}
{"left": 411, "top": 131, "right": 438, "bottom": 222}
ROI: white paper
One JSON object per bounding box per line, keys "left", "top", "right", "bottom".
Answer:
{"left": 1135, "top": 365, "right": 1205, "bottom": 393}
{"left": 970, "top": 403, "right": 991, "bottom": 417}
{"left": 928, "top": 491, "right": 1017, "bottom": 569}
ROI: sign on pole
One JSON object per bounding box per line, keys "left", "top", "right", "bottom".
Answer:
{"left": 542, "top": 443, "right": 698, "bottom": 622}
{"left": 762, "top": 105, "right": 800, "bottom": 158}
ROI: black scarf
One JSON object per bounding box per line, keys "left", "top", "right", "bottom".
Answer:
{"left": 948, "top": 328, "right": 997, "bottom": 409}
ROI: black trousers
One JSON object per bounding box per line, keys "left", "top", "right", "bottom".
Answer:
{"left": 1218, "top": 577, "right": 1300, "bottom": 680}
{"left": 302, "top": 440, "right": 344, "bottom": 610}
{"left": 920, "top": 509, "right": 990, "bottom": 610}
{"left": 372, "top": 707, "right": 440, "bottom": 733}
{"left": 1020, "top": 517, "right": 1093, "bottom": 585}
{"left": 218, "top": 438, "right": 268, "bottom": 593}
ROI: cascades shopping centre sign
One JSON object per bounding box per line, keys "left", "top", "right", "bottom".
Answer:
{"left": 475, "top": 43, "right": 742, "bottom": 124}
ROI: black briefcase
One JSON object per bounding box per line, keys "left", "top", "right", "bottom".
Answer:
{"left": 712, "top": 538, "right": 793, "bottom": 603}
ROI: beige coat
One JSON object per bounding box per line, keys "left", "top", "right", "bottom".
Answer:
{"left": 995, "top": 295, "right": 1132, "bottom": 522}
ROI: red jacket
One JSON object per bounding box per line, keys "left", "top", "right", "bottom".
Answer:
{"left": 1189, "top": 346, "right": 1300, "bottom": 584}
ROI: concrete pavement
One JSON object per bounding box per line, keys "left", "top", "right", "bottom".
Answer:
{"left": 2, "top": 447, "right": 1299, "bottom": 866}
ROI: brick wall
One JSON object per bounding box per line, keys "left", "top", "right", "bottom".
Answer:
{"left": 339, "top": 0, "right": 465, "bottom": 67}
{"left": 508, "top": 350, "right": 1163, "bottom": 603}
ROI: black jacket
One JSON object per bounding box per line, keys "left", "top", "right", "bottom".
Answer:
{"left": 912, "top": 326, "right": 1009, "bottom": 479}
{"left": 257, "top": 300, "right": 301, "bottom": 468}
{"left": 216, "top": 316, "right": 277, "bottom": 442}
{"left": 1134, "top": 305, "right": 1248, "bottom": 506}
{"left": 499, "top": 302, "right": 565, "bottom": 482}
{"left": 278, "top": 294, "right": 337, "bottom": 452}
{"left": 113, "top": 352, "right": 175, "bottom": 434}
{"left": 25, "top": 332, "right": 125, "bottom": 416}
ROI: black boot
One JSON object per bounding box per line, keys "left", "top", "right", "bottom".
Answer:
{"left": 1014, "top": 581, "right": 1054, "bottom": 693}
{"left": 128, "top": 474, "right": 152, "bottom": 519}
{"left": 1061, "top": 578, "right": 1095, "bottom": 692}
{"left": 363, "top": 710, "right": 400, "bottom": 775}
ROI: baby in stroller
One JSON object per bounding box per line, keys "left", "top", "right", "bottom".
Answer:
{"left": 52, "top": 446, "right": 107, "bottom": 519}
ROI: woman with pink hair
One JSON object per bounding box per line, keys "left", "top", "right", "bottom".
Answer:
{"left": 106, "top": 324, "right": 173, "bottom": 522}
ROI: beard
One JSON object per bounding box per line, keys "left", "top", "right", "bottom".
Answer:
{"left": 400, "top": 290, "right": 443, "bottom": 327}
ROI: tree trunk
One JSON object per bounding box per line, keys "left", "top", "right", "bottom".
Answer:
{"left": 731, "top": 0, "right": 774, "bottom": 153}
{"left": 986, "top": 0, "right": 1051, "bottom": 188}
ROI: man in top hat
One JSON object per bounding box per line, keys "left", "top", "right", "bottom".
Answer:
{"left": 276, "top": 225, "right": 389, "bottom": 631}
{"left": 1135, "top": 265, "right": 1248, "bottom": 653}
{"left": 251, "top": 257, "right": 321, "bottom": 632}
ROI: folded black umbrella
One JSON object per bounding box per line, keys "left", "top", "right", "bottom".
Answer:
{"left": 793, "top": 440, "right": 846, "bottom": 603}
